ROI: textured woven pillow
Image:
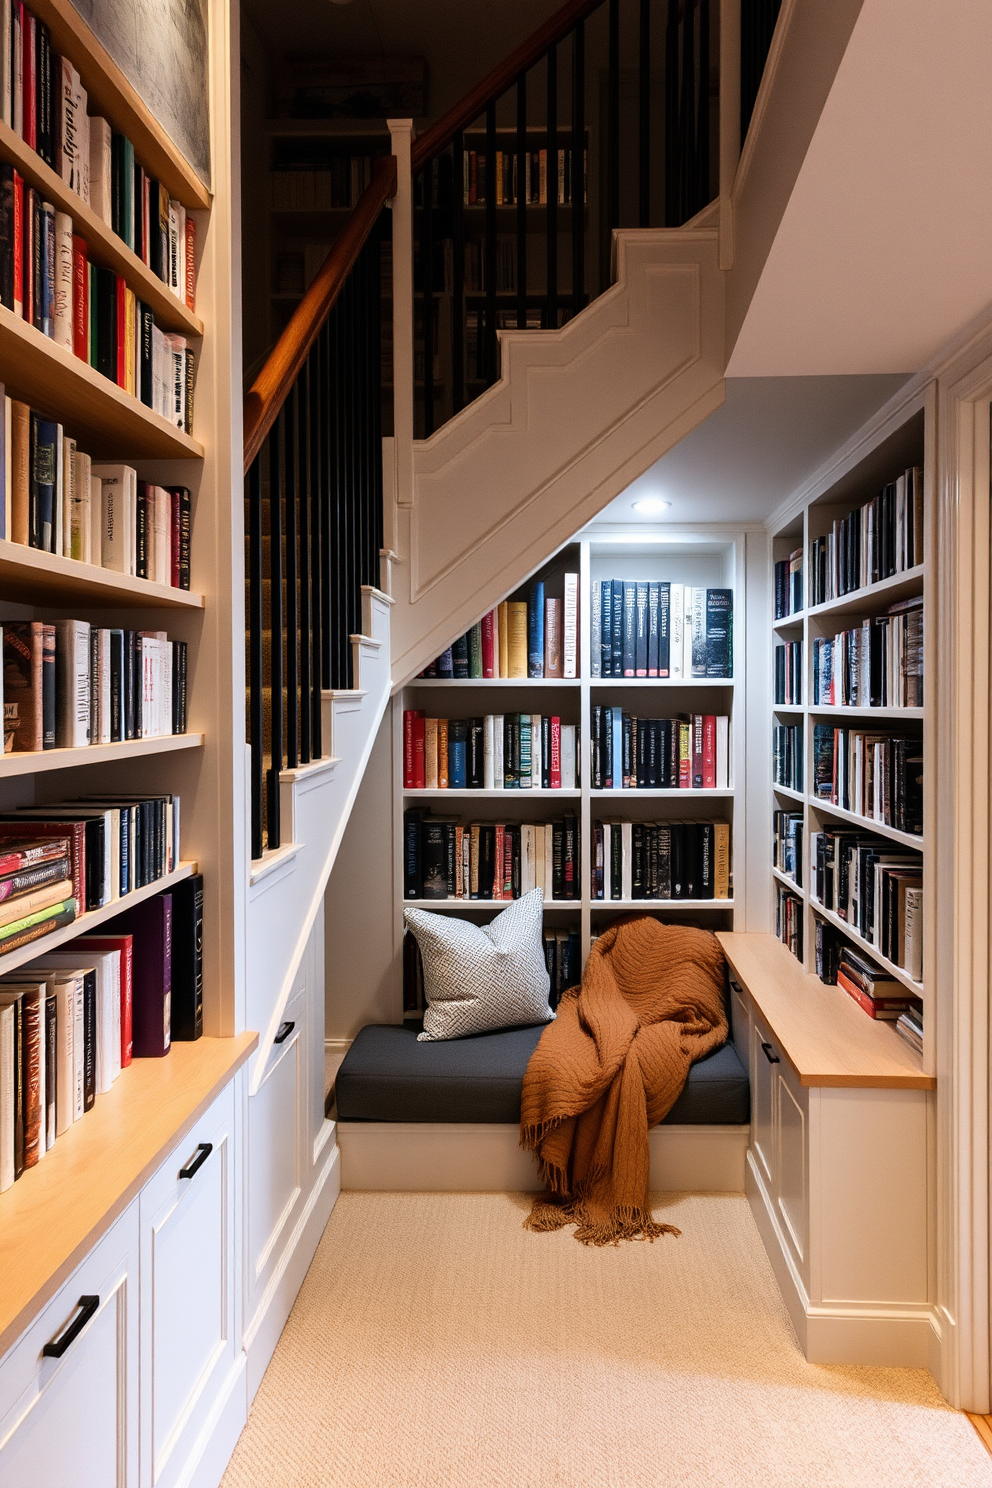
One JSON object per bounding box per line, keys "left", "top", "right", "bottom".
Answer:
{"left": 405, "top": 889, "right": 554, "bottom": 1042}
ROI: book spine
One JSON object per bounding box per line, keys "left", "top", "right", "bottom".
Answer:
{"left": 563, "top": 573, "right": 578, "bottom": 678}
{"left": 528, "top": 580, "right": 545, "bottom": 678}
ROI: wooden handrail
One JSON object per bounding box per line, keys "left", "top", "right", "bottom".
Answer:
{"left": 411, "top": 0, "right": 606, "bottom": 172}
{"left": 243, "top": 154, "right": 397, "bottom": 473}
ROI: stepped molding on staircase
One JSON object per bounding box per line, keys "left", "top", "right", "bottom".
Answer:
{"left": 388, "top": 224, "right": 726, "bottom": 684}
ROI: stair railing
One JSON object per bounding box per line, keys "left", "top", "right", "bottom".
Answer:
{"left": 244, "top": 155, "right": 397, "bottom": 859}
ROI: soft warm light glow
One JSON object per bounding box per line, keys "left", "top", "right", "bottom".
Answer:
{"left": 631, "top": 497, "right": 671, "bottom": 515}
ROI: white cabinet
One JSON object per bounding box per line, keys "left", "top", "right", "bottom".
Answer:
{"left": 0, "top": 1207, "right": 140, "bottom": 1488}
{"left": 139, "top": 1083, "right": 237, "bottom": 1488}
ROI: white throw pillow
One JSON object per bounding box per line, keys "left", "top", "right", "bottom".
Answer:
{"left": 405, "top": 888, "right": 555, "bottom": 1042}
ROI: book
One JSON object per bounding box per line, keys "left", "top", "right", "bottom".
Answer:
{"left": 563, "top": 573, "right": 578, "bottom": 678}
{"left": 545, "top": 598, "right": 563, "bottom": 677}
{"left": 527, "top": 580, "right": 545, "bottom": 678}
{"left": 77, "top": 933, "right": 133, "bottom": 1066}
{"left": 705, "top": 589, "right": 733, "bottom": 677}
{"left": 167, "top": 873, "right": 202, "bottom": 1041}
{"left": 112, "top": 892, "right": 172, "bottom": 1058}
{"left": 507, "top": 602, "right": 528, "bottom": 678}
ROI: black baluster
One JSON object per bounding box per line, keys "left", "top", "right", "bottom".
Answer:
{"left": 422, "top": 165, "right": 435, "bottom": 436}
{"left": 343, "top": 275, "right": 356, "bottom": 686}
{"left": 267, "top": 415, "right": 283, "bottom": 849}
{"left": 299, "top": 359, "right": 312, "bottom": 766}
{"left": 665, "top": 0, "right": 680, "bottom": 227}
{"left": 571, "top": 20, "right": 584, "bottom": 317}
{"left": 247, "top": 454, "right": 263, "bottom": 858}
{"left": 285, "top": 383, "right": 299, "bottom": 770}
{"left": 639, "top": 0, "right": 651, "bottom": 227}
{"left": 485, "top": 99, "right": 497, "bottom": 385}
{"left": 452, "top": 130, "right": 465, "bottom": 413}
{"left": 309, "top": 341, "right": 322, "bottom": 758}
{"left": 516, "top": 73, "right": 527, "bottom": 328}
{"left": 370, "top": 220, "right": 384, "bottom": 576}
{"left": 322, "top": 315, "right": 335, "bottom": 690}
{"left": 547, "top": 43, "right": 558, "bottom": 329}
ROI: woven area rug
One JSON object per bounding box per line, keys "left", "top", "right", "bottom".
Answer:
{"left": 221, "top": 1190, "right": 992, "bottom": 1488}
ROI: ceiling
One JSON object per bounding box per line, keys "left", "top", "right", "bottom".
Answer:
{"left": 728, "top": 0, "right": 992, "bottom": 375}
{"left": 589, "top": 374, "right": 910, "bottom": 527}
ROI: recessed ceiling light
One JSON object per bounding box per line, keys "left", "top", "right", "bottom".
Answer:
{"left": 632, "top": 497, "right": 670, "bottom": 515}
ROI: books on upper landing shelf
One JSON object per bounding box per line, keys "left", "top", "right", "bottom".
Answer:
{"left": 590, "top": 708, "right": 730, "bottom": 790}
{"left": 812, "top": 597, "right": 923, "bottom": 708}
{"left": 419, "top": 576, "right": 579, "bottom": 681}
{"left": 812, "top": 724, "right": 922, "bottom": 836}
{"left": 774, "top": 640, "right": 802, "bottom": 705}
{"left": 2, "top": 618, "right": 188, "bottom": 751}
{"left": 772, "top": 723, "right": 803, "bottom": 792}
{"left": 773, "top": 810, "right": 803, "bottom": 887}
{"left": 810, "top": 826, "right": 922, "bottom": 981}
{"left": 591, "top": 819, "right": 731, "bottom": 902}
{"left": 459, "top": 146, "right": 587, "bottom": 207}
{"left": 403, "top": 711, "right": 578, "bottom": 790}
{"left": 0, "top": 405, "right": 192, "bottom": 583}
{"left": 404, "top": 809, "right": 580, "bottom": 902}
{"left": 590, "top": 580, "right": 733, "bottom": 678}
{"left": 808, "top": 466, "right": 923, "bottom": 606}
{"left": 0, "top": 2, "right": 197, "bottom": 311}
{"left": 774, "top": 548, "right": 803, "bottom": 619}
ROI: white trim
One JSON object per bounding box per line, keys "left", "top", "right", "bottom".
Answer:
{"left": 337, "top": 1122, "right": 748, "bottom": 1194}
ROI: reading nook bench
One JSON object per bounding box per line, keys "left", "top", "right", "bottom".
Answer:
{"left": 335, "top": 1023, "right": 750, "bottom": 1192}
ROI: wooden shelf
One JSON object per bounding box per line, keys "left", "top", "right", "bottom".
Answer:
{"left": 809, "top": 899, "right": 924, "bottom": 997}
{"left": 403, "top": 787, "right": 580, "bottom": 799}
{"left": 806, "top": 797, "right": 924, "bottom": 850}
{"left": 0, "top": 121, "right": 203, "bottom": 338}
{"left": 773, "top": 782, "right": 804, "bottom": 802}
{"left": 29, "top": 0, "right": 210, "bottom": 210}
{"left": 771, "top": 866, "right": 803, "bottom": 893}
{"left": 0, "top": 733, "right": 204, "bottom": 780}
{"left": 807, "top": 565, "right": 924, "bottom": 622}
{"left": 0, "top": 541, "right": 205, "bottom": 609}
{"left": 592, "top": 898, "right": 734, "bottom": 910}
{"left": 0, "top": 1030, "right": 257, "bottom": 1357}
{"left": 0, "top": 306, "right": 204, "bottom": 460}
{"left": 590, "top": 676, "right": 733, "bottom": 688}
{"left": 0, "top": 860, "right": 198, "bottom": 976}
{"left": 589, "top": 787, "right": 734, "bottom": 798}
{"left": 808, "top": 705, "right": 924, "bottom": 720}
{"left": 411, "top": 677, "right": 580, "bottom": 688}
{"left": 772, "top": 703, "right": 803, "bottom": 714}
{"left": 718, "top": 931, "right": 932, "bottom": 1090}
{"left": 772, "top": 612, "right": 803, "bottom": 631}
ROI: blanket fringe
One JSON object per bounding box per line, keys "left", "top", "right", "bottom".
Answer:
{"left": 524, "top": 1198, "right": 681, "bottom": 1247}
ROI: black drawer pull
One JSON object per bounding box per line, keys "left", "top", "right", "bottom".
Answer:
{"left": 43, "top": 1295, "right": 99, "bottom": 1358}
{"left": 179, "top": 1142, "right": 213, "bottom": 1181}
{"left": 761, "top": 1042, "right": 780, "bottom": 1064}
{"left": 274, "top": 1020, "right": 295, "bottom": 1045}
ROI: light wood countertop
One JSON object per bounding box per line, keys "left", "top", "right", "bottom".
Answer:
{"left": 0, "top": 1032, "right": 257, "bottom": 1357}
{"left": 717, "top": 932, "right": 934, "bottom": 1091}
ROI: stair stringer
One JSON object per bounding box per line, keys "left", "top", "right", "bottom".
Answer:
{"left": 244, "top": 585, "right": 393, "bottom": 1089}
{"left": 389, "top": 226, "right": 726, "bottom": 682}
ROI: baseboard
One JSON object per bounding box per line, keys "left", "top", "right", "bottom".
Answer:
{"left": 338, "top": 1122, "right": 749, "bottom": 1193}
{"left": 745, "top": 1152, "right": 932, "bottom": 1367}
{"left": 245, "top": 1143, "right": 341, "bottom": 1404}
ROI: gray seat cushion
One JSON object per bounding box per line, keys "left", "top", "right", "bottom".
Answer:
{"left": 335, "top": 1023, "right": 749, "bottom": 1125}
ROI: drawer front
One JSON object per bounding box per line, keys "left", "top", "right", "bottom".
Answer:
{"left": 139, "top": 1081, "right": 237, "bottom": 1488}
{"left": 0, "top": 1206, "right": 139, "bottom": 1488}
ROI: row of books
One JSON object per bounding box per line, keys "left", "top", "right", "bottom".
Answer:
{"left": 402, "top": 924, "right": 582, "bottom": 1016}
{"left": 270, "top": 156, "right": 378, "bottom": 212}
{"left": 0, "top": 410, "right": 192, "bottom": 583}
{"left": 776, "top": 885, "right": 803, "bottom": 958}
{"left": 591, "top": 819, "right": 731, "bottom": 902}
{"left": 774, "top": 640, "right": 802, "bottom": 705}
{"left": 589, "top": 709, "right": 731, "bottom": 790}
{"left": 419, "top": 580, "right": 579, "bottom": 680}
{"left": 403, "top": 711, "right": 579, "bottom": 791}
{"left": 810, "top": 827, "right": 922, "bottom": 980}
{"left": 772, "top": 810, "right": 803, "bottom": 887}
{"left": 814, "top": 927, "right": 922, "bottom": 1024}
{"left": 3, "top": 619, "right": 187, "bottom": 751}
{"left": 0, "top": 794, "right": 180, "bottom": 943}
{"left": 811, "top": 725, "right": 923, "bottom": 836}
{"left": 0, "top": 875, "right": 202, "bottom": 1190}
{"left": 807, "top": 467, "right": 923, "bottom": 606}
{"left": 772, "top": 722, "right": 803, "bottom": 793}
{"left": 590, "top": 581, "right": 733, "bottom": 679}
{"left": 403, "top": 810, "right": 580, "bottom": 902}
{"left": 0, "top": 1, "right": 196, "bottom": 306}
{"left": 459, "top": 148, "right": 587, "bottom": 207}
{"left": 811, "top": 597, "right": 923, "bottom": 709}
{"left": 0, "top": 180, "right": 195, "bottom": 426}
{"left": 774, "top": 548, "right": 803, "bottom": 619}
{"left": 895, "top": 1004, "right": 923, "bottom": 1054}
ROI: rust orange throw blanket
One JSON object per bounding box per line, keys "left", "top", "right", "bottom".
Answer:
{"left": 520, "top": 917, "right": 727, "bottom": 1245}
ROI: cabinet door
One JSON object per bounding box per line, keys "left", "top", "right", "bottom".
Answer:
{"left": 775, "top": 1058, "right": 809, "bottom": 1272}
{"left": 749, "top": 1015, "right": 776, "bottom": 1188}
{"left": 246, "top": 990, "right": 306, "bottom": 1329}
{"left": 0, "top": 1206, "right": 139, "bottom": 1488}
{"left": 139, "top": 1082, "right": 236, "bottom": 1488}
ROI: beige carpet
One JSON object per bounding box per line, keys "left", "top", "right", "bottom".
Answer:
{"left": 222, "top": 1191, "right": 992, "bottom": 1488}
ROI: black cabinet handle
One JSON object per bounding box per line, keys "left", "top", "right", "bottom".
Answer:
{"left": 43, "top": 1295, "right": 99, "bottom": 1358}
{"left": 761, "top": 1041, "right": 780, "bottom": 1064}
{"left": 274, "top": 1021, "right": 295, "bottom": 1045}
{"left": 179, "top": 1142, "right": 213, "bottom": 1180}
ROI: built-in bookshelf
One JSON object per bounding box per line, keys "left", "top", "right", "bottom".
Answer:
{"left": 395, "top": 528, "right": 744, "bottom": 1016}
{"left": 768, "top": 399, "right": 932, "bottom": 1072}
